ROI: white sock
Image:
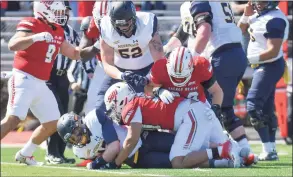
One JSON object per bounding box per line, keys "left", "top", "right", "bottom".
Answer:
{"left": 238, "top": 138, "right": 250, "bottom": 150}
{"left": 217, "top": 146, "right": 223, "bottom": 156}
{"left": 270, "top": 142, "right": 276, "bottom": 152}
{"left": 20, "top": 140, "right": 38, "bottom": 157}
{"left": 262, "top": 142, "right": 271, "bottom": 153}
{"left": 214, "top": 159, "right": 230, "bottom": 168}
{"left": 206, "top": 149, "right": 213, "bottom": 159}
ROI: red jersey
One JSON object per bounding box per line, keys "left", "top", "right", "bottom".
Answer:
{"left": 121, "top": 96, "right": 184, "bottom": 130}
{"left": 150, "top": 57, "right": 213, "bottom": 103}
{"left": 13, "top": 17, "right": 64, "bottom": 80}
{"left": 84, "top": 17, "right": 101, "bottom": 61}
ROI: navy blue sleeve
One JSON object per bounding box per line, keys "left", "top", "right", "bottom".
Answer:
{"left": 264, "top": 18, "right": 286, "bottom": 39}
{"left": 95, "top": 109, "right": 119, "bottom": 144}
{"left": 151, "top": 15, "right": 158, "bottom": 37}
{"left": 190, "top": 1, "right": 212, "bottom": 18}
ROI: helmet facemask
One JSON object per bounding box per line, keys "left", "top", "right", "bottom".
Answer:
{"left": 63, "top": 119, "right": 89, "bottom": 148}
{"left": 252, "top": 1, "right": 279, "bottom": 15}
{"left": 111, "top": 17, "right": 136, "bottom": 38}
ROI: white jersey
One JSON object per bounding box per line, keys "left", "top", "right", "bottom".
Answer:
{"left": 100, "top": 12, "right": 156, "bottom": 70}
{"left": 247, "top": 9, "right": 289, "bottom": 63}
{"left": 73, "top": 110, "right": 142, "bottom": 159}
{"left": 186, "top": 2, "right": 242, "bottom": 58}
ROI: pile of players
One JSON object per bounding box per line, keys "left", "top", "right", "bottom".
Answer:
{"left": 1, "top": 0, "right": 288, "bottom": 169}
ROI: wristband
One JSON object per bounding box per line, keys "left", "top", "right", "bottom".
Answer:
{"left": 32, "top": 34, "right": 42, "bottom": 43}
{"left": 117, "top": 72, "right": 122, "bottom": 80}
{"left": 239, "top": 15, "right": 249, "bottom": 24}
{"left": 247, "top": 54, "right": 260, "bottom": 64}
{"left": 93, "top": 40, "right": 100, "bottom": 50}
{"left": 190, "top": 50, "right": 200, "bottom": 57}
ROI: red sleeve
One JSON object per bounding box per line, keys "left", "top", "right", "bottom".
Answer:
{"left": 121, "top": 99, "right": 139, "bottom": 125}
{"left": 150, "top": 59, "right": 166, "bottom": 85}
{"left": 85, "top": 18, "right": 100, "bottom": 39}
{"left": 16, "top": 18, "right": 37, "bottom": 33}
{"left": 196, "top": 57, "right": 213, "bottom": 82}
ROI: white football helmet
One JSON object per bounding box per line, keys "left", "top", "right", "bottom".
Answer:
{"left": 92, "top": 0, "right": 112, "bottom": 27}
{"left": 166, "top": 47, "right": 194, "bottom": 87}
{"left": 104, "top": 82, "right": 136, "bottom": 124}
{"left": 33, "top": 1, "right": 67, "bottom": 26}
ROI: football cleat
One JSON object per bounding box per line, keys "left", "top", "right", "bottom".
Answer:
{"left": 221, "top": 140, "right": 241, "bottom": 168}
{"left": 258, "top": 151, "right": 279, "bottom": 161}
{"left": 76, "top": 159, "right": 93, "bottom": 167}
{"left": 242, "top": 153, "right": 258, "bottom": 166}
{"left": 15, "top": 151, "right": 43, "bottom": 166}
{"left": 45, "top": 154, "right": 64, "bottom": 164}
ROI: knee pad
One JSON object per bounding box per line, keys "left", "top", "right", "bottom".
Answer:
{"left": 248, "top": 110, "right": 267, "bottom": 130}
{"left": 222, "top": 107, "right": 243, "bottom": 132}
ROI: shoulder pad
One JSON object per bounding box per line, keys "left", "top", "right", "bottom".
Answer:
{"left": 80, "top": 16, "right": 92, "bottom": 31}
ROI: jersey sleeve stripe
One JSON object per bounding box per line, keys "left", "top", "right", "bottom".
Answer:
{"left": 151, "top": 15, "right": 158, "bottom": 37}
{"left": 174, "top": 47, "right": 181, "bottom": 73}
{"left": 18, "top": 21, "right": 34, "bottom": 26}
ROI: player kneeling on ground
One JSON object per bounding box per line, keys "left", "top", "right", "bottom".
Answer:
{"left": 103, "top": 82, "right": 249, "bottom": 168}
{"left": 57, "top": 111, "right": 174, "bottom": 169}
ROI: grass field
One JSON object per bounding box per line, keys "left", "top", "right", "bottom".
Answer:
{"left": 1, "top": 144, "right": 292, "bottom": 176}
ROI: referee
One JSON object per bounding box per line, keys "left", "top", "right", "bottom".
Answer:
{"left": 45, "top": 1, "right": 77, "bottom": 164}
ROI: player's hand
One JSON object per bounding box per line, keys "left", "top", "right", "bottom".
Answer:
{"left": 121, "top": 71, "right": 136, "bottom": 82}
{"left": 99, "top": 162, "right": 121, "bottom": 170}
{"left": 71, "top": 83, "right": 81, "bottom": 91}
{"left": 211, "top": 104, "right": 224, "bottom": 126}
{"left": 244, "top": 1, "right": 254, "bottom": 16}
{"left": 32, "top": 32, "right": 53, "bottom": 43}
{"left": 153, "top": 87, "right": 175, "bottom": 104}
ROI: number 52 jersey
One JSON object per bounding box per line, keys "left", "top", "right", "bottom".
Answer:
{"left": 100, "top": 12, "right": 157, "bottom": 70}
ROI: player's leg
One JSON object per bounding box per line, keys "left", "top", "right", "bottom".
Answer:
{"left": 1, "top": 73, "right": 34, "bottom": 139}
{"left": 140, "top": 130, "right": 175, "bottom": 153}
{"left": 246, "top": 59, "right": 285, "bottom": 161}
{"left": 211, "top": 46, "right": 250, "bottom": 150}
{"left": 84, "top": 63, "right": 106, "bottom": 114}
{"left": 16, "top": 82, "right": 61, "bottom": 165}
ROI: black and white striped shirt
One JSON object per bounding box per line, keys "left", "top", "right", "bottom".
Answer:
{"left": 54, "top": 24, "right": 80, "bottom": 71}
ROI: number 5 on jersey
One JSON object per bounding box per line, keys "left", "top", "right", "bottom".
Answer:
{"left": 45, "top": 44, "right": 56, "bottom": 63}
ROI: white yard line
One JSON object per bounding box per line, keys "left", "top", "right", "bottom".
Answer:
{"left": 0, "top": 162, "right": 168, "bottom": 177}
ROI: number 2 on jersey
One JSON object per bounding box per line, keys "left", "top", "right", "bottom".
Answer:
{"left": 221, "top": 3, "right": 235, "bottom": 23}
{"left": 118, "top": 46, "right": 142, "bottom": 59}
{"left": 45, "top": 44, "right": 56, "bottom": 63}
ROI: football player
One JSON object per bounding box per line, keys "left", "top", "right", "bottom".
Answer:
{"left": 94, "top": 1, "right": 164, "bottom": 119}
{"left": 238, "top": 1, "right": 289, "bottom": 161}
{"left": 1, "top": 1, "right": 80, "bottom": 166}
{"left": 103, "top": 82, "right": 245, "bottom": 169}
{"left": 146, "top": 47, "right": 223, "bottom": 123}
{"left": 163, "top": 1, "right": 254, "bottom": 164}
{"left": 79, "top": 1, "right": 110, "bottom": 114}
{"left": 57, "top": 111, "right": 174, "bottom": 169}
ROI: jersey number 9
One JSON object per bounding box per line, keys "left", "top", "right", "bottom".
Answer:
{"left": 45, "top": 44, "right": 56, "bottom": 63}
{"left": 221, "top": 3, "right": 235, "bottom": 23}
{"left": 118, "top": 46, "right": 143, "bottom": 59}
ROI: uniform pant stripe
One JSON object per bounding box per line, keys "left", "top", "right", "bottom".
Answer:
{"left": 185, "top": 110, "right": 196, "bottom": 149}
{"left": 10, "top": 75, "right": 15, "bottom": 107}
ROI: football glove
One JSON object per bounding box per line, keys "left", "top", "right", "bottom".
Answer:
{"left": 211, "top": 104, "right": 224, "bottom": 126}
{"left": 121, "top": 71, "right": 136, "bottom": 82}
{"left": 86, "top": 156, "right": 107, "bottom": 170}
{"left": 100, "top": 161, "right": 121, "bottom": 169}
{"left": 32, "top": 32, "right": 53, "bottom": 43}
{"left": 153, "top": 87, "right": 174, "bottom": 104}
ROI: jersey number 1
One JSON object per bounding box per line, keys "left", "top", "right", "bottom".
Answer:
{"left": 221, "top": 3, "right": 235, "bottom": 23}
{"left": 45, "top": 44, "right": 56, "bottom": 63}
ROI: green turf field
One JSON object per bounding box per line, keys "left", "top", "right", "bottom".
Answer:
{"left": 1, "top": 144, "right": 292, "bottom": 176}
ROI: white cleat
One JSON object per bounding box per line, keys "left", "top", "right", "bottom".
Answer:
{"left": 221, "top": 140, "right": 241, "bottom": 168}
{"left": 15, "top": 151, "right": 44, "bottom": 166}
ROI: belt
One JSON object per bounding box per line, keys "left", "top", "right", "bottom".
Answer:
{"left": 56, "top": 69, "right": 66, "bottom": 76}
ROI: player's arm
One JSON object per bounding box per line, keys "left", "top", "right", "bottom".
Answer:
{"left": 189, "top": 2, "right": 213, "bottom": 56}
{"left": 149, "top": 32, "right": 164, "bottom": 62}
{"left": 163, "top": 24, "right": 188, "bottom": 54}
{"left": 237, "top": 1, "right": 254, "bottom": 34}
{"left": 248, "top": 18, "right": 287, "bottom": 64}
{"left": 114, "top": 108, "right": 143, "bottom": 166}
{"left": 100, "top": 38, "right": 123, "bottom": 79}
{"left": 60, "top": 40, "right": 81, "bottom": 60}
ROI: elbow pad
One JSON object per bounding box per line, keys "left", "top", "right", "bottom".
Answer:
{"left": 194, "top": 14, "right": 213, "bottom": 30}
